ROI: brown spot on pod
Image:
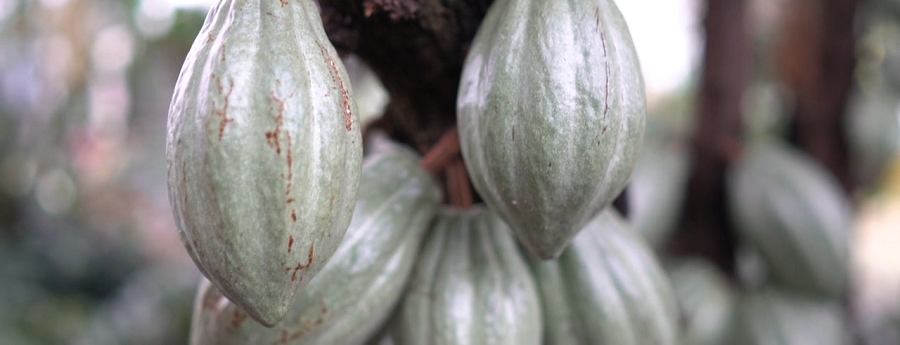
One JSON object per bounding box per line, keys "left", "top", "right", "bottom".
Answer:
{"left": 288, "top": 244, "right": 315, "bottom": 282}
{"left": 230, "top": 309, "right": 247, "bottom": 327}
{"left": 214, "top": 77, "right": 235, "bottom": 141}
{"left": 314, "top": 40, "right": 353, "bottom": 131}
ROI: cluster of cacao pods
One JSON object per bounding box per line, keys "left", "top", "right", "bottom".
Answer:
{"left": 631, "top": 117, "right": 855, "bottom": 343}
{"left": 665, "top": 255, "right": 850, "bottom": 345}
{"left": 719, "top": 140, "right": 852, "bottom": 344}
{"left": 167, "top": 0, "right": 681, "bottom": 343}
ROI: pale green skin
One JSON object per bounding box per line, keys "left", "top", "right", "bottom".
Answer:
{"left": 665, "top": 258, "right": 736, "bottom": 345}
{"left": 727, "top": 141, "right": 851, "bottom": 298}
{"left": 628, "top": 144, "right": 690, "bottom": 247}
{"left": 166, "top": 0, "right": 362, "bottom": 326}
{"left": 394, "top": 208, "right": 543, "bottom": 345}
{"left": 457, "top": 0, "right": 646, "bottom": 260}
{"left": 189, "top": 144, "right": 441, "bottom": 344}
{"left": 731, "top": 288, "right": 848, "bottom": 345}
{"left": 846, "top": 83, "right": 900, "bottom": 184}
{"left": 529, "top": 209, "right": 679, "bottom": 345}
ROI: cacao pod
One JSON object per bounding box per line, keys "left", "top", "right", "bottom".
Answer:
{"left": 457, "top": 0, "right": 646, "bottom": 259}
{"left": 393, "top": 208, "right": 542, "bottom": 345}
{"left": 665, "top": 258, "right": 736, "bottom": 345}
{"left": 846, "top": 82, "right": 900, "bottom": 185}
{"left": 189, "top": 143, "right": 441, "bottom": 344}
{"left": 166, "top": 0, "right": 362, "bottom": 326}
{"left": 628, "top": 143, "right": 689, "bottom": 247}
{"left": 730, "top": 287, "right": 849, "bottom": 345}
{"left": 728, "top": 141, "right": 851, "bottom": 298}
{"left": 529, "top": 209, "right": 679, "bottom": 345}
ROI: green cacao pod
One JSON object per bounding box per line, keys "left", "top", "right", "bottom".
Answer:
{"left": 628, "top": 144, "right": 689, "bottom": 247}
{"left": 846, "top": 83, "right": 900, "bottom": 185}
{"left": 735, "top": 245, "right": 770, "bottom": 290}
{"left": 529, "top": 209, "right": 679, "bottom": 345}
{"left": 188, "top": 143, "right": 441, "bottom": 344}
{"left": 166, "top": 0, "right": 362, "bottom": 326}
{"left": 730, "top": 288, "right": 848, "bottom": 345}
{"left": 727, "top": 141, "right": 851, "bottom": 298}
{"left": 665, "top": 258, "right": 736, "bottom": 345}
{"left": 457, "top": 0, "right": 646, "bottom": 259}
{"left": 393, "top": 208, "right": 542, "bottom": 345}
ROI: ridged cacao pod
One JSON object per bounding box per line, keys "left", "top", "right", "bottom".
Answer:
{"left": 628, "top": 144, "right": 689, "bottom": 247}
{"left": 457, "top": 0, "right": 646, "bottom": 259}
{"left": 393, "top": 208, "right": 543, "bottom": 345}
{"left": 730, "top": 287, "right": 848, "bottom": 345}
{"left": 728, "top": 141, "right": 851, "bottom": 298}
{"left": 846, "top": 83, "right": 900, "bottom": 184}
{"left": 189, "top": 143, "right": 441, "bottom": 344}
{"left": 166, "top": 0, "right": 362, "bottom": 326}
{"left": 529, "top": 209, "right": 679, "bottom": 345}
{"left": 665, "top": 258, "right": 736, "bottom": 345}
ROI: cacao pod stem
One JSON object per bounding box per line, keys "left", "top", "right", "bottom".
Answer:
{"left": 419, "top": 125, "right": 460, "bottom": 174}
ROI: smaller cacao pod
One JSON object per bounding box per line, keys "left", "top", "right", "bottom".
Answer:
{"left": 529, "top": 209, "right": 679, "bottom": 345}
{"left": 628, "top": 143, "right": 689, "bottom": 247}
{"left": 189, "top": 142, "right": 441, "bottom": 344}
{"left": 665, "top": 258, "right": 736, "bottom": 345}
{"left": 730, "top": 287, "right": 848, "bottom": 345}
{"left": 727, "top": 141, "right": 851, "bottom": 298}
{"left": 846, "top": 82, "right": 900, "bottom": 184}
{"left": 166, "top": 0, "right": 362, "bottom": 326}
{"left": 393, "top": 208, "right": 543, "bottom": 345}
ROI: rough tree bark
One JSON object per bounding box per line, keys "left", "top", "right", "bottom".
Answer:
{"left": 670, "top": 0, "right": 751, "bottom": 276}
{"left": 318, "top": 0, "right": 493, "bottom": 153}
{"left": 318, "top": 0, "right": 499, "bottom": 204}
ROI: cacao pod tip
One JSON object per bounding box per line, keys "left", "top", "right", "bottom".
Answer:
{"left": 215, "top": 286, "right": 290, "bottom": 327}
{"left": 518, "top": 237, "right": 567, "bottom": 261}
{"left": 508, "top": 217, "right": 582, "bottom": 260}
{"left": 538, "top": 248, "right": 565, "bottom": 261}
{"left": 240, "top": 303, "right": 287, "bottom": 328}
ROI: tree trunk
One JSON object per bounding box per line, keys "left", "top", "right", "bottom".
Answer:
{"left": 779, "top": 0, "right": 859, "bottom": 193}
{"left": 671, "top": 0, "right": 752, "bottom": 276}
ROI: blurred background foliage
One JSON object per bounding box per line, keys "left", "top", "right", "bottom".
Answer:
{"left": 0, "top": 0, "right": 898, "bottom": 344}
{"left": 0, "top": 0, "right": 206, "bottom": 343}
